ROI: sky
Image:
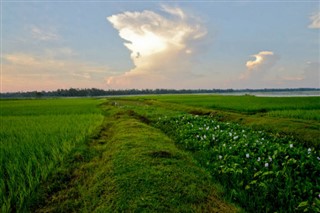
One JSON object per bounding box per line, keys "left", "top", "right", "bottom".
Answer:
{"left": 1, "top": 0, "right": 319, "bottom": 92}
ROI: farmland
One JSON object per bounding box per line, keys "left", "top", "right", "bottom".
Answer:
{"left": 1, "top": 95, "right": 319, "bottom": 212}
{"left": 0, "top": 99, "right": 104, "bottom": 212}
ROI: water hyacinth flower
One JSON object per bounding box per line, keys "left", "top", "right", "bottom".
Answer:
{"left": 317, "top": 157, "right": 320, "bottom": 161}
{"left": 265, "top": 163, "right": 269, "bottom": 167}
{"left": 257, "top": 157, "right": 261, "bottom": 161}
{"left": 246, "top": 153, "right": 250, "bottom": 158}
{"left": 290, "top": 144, "right": 293, "bottom": 148}
{"left": 307, "top": 148, "right": 312, "bottom": 154}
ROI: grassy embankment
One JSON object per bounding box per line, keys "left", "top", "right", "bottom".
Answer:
{"left": 33, "top": 100, "right": 239, "bottom": 212}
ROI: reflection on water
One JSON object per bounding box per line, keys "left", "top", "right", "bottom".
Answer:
{"left": 220, "top": 91, "right": 320, "bottom": 97}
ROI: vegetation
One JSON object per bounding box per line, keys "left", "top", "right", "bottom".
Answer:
{"left": 1, "top": 94, "right": 319, "bottom": 212}
{"left": 131, "top": 95, "right": 320, "bottom": 147}
{"left": 0, "top": 99, "right": 104, "bottom": 212}
{"left": 155, "top": 114, "right": 320, "bottom": 212}
{"left": 34, "top": 102, "right": 239, "bottom": 212}
{"left": 104, "top": 96, "right": 320, "bottom": 212}
{"left": 143, "top": 95, "right": 320, "bottom": 114}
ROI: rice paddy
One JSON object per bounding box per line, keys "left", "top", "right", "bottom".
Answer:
{"left": 1, "top": 94, "right": 319, "bottom": 212}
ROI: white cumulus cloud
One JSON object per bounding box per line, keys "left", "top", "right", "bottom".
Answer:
{"left": 106, "top": 5, "right": 207, "bottom": 89}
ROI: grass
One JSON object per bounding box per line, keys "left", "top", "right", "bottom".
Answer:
{"left": 155, "top": 114, "right": 320, "bottom": 212}
{"left": 34, "top": 101, "right": 239, "bottom": 212}
{"left": 123, "top": 95, "right": 320, "bottom": 147}
{"left": 2, "top": 95, "right": 319, "bottom": 212}
{"left": 0, "top": 98, "right": 104, "bottom": 212}
{"left": 267, "top": 109, "right": 320, "bottom": 121}
{"left": 105, "top": 97, "right": 320, "bottom": 212}
{"left": 138, "top": 94, "right": 320, "bottom": 114}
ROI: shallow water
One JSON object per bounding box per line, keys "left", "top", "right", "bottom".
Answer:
{"left": 220, "top": 90, "right": 320, "bottom": 97}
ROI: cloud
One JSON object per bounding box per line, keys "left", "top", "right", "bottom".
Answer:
{"left": 2, "top": 51, "right": 111, "bottom": 92}
{"left": 31, "top": 26, "right": 60, "bottom": 41}
{"left": 106, "top": 5, "right": 207, "bottom": 89}
{"left": 308, "top": 12, "right": 320, "bottom": 29}
{"left": 241, "top": 51, "right": 279, "bottom": 80}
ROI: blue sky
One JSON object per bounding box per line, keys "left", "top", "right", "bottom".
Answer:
{"left": 1, "top": 1, "right": 319, "bottom": 92}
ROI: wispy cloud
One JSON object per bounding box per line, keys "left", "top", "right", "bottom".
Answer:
{"left": 2, "top": 50, "right": 111, "bottom": 92}
{"left": 308, "top": 12, "right": 320, "bottom": 29}
{"left": 241, "top": 51, "right": 279, "bottom": 80}
{"left": 106, "top": 5, "right": 207, "bottom": 89}
{"left": 30, "top": 26, "right": 60, "bottom": 41}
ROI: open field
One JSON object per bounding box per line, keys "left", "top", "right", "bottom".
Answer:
{"left": 1, "top": 95, "right": 319, "bottom": 212}
{"left": 134, "top": 94, "right": 320, "bottom": 116}
{"left": 128, "top": 95, "right": 320, "bottom": 147}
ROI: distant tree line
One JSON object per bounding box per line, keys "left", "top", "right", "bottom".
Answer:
{"left": 0, "top": 88, "right": 319, "bottom": 98}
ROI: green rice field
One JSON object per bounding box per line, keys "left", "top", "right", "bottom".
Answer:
{"left": 0, "top": 99, "right": 104, "bottom": 212}
{"left": 0, "top": 95, "right": 319, "bottom": 212}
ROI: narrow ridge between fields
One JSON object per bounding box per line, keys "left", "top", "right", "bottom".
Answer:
{"left": 33, "top": 103, "right": 240, "bottom": 212}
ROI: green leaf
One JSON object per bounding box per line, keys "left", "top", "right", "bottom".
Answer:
{"left": 254, "top": 171, "right": 263, "bottom": 178}
{"left": 262, "top": 171, "right": 274, "bottom": 177}
{"left": 297, "top": 201, "right": 308, "bottom": 208}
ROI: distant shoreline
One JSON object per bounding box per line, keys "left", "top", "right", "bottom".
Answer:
{"left": 218, "top": 91, "right": 320, "bottom": 97}
{"left": 1, "top": 88, "right": 319, "bottom": 98}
